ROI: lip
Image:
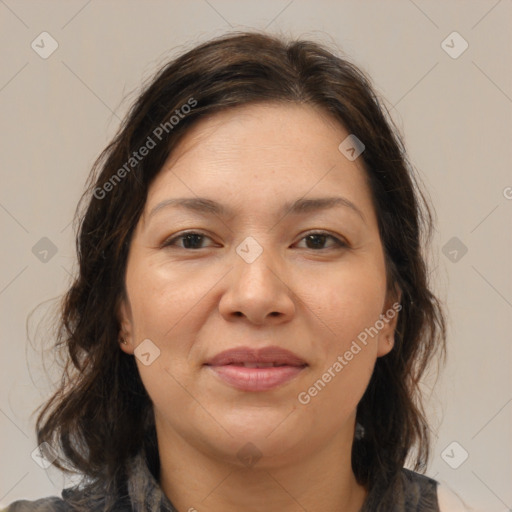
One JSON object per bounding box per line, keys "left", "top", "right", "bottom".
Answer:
{"left": 204, "top": 346, "right": 307, "bottom": 392}
{"left": 205, "top": 346, "right": 306, "bottom": 366}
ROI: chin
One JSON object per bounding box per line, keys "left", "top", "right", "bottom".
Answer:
{"left": 212, "top": 435, "right": 302, "bottom": 470}
{"left": 205, "top": 412, "right": 309, "bottom": 467}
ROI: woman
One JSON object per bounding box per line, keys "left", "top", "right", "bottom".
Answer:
{"left": 4, "top": 31, "right": 469, "bottom": 511}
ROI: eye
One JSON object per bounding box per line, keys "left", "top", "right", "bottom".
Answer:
{"left": 161, "top": 230, "right": 348, "bottom": 251}
{"left": 162, "top": 231, "right": 213, "bottom": 250}
{"left": 295, "top": 231, "right": 348, "bottom": 250}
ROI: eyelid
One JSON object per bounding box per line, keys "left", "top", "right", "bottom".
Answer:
{"left": 161, "top": 229, "right": 349, "bottom": 250}
{"left": 161, "top": 230, "right": 215, "bottom": 248}
{"left": 295, "top": 230, "right": 349, "bottom": 249}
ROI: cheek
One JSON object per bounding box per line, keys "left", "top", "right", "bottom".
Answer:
{"left": 293, "top": 258, "right": 385, "bottom": 419}
{"left": 300, "top": 258, "right": 387, "bottom": 347}
{"left": 125, "top": 261, "right": 213, "bottom": 402}
{"left": 126, "top": 262, "right": 201, "bottom": 419}
{"left": 298, "top": 351, "right": 375, "bottom": 441}
{"left": 126, "top": 259, "right": 206, "bottom": 340}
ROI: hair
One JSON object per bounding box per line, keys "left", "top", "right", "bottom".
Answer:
{"left": 35, "top": 30, "right": 446, "bottom": 504}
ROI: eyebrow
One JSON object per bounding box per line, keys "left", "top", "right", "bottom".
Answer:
{"left": 147, "top": 196, "right": 365, "bottom": 222}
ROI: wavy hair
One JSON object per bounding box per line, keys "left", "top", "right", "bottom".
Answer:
{"left": 35, "top": 30, "right": 446, "bottom": 505}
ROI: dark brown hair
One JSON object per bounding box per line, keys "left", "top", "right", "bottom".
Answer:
{"left": 35, "top": 30, "right": 446, "bottom": 502}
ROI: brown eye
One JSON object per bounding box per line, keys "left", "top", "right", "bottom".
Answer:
{"left": 296, "top": 232, "right": 347, "bottom": 250}
{"left": 162, "top": 231, "right": 347, "bottom": 251}
{"left": 162, "top": 232, "right": 212, "bottom": 250}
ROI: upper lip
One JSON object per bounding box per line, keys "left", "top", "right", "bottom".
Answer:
{"left": 205, "top": 346, "right": 307, "bottom": 366}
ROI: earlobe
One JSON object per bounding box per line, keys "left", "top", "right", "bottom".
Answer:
{"left": 376, "top": 288, "right": 402, "bottom": 357}
{"left": 118, "top": 333, "right": 134, "bottom": 354}
{"left": 117, "top": 297, "right": 135, "bottom": 354}
{"left": 377, "top": 333, "right": 395, "bottom": 357}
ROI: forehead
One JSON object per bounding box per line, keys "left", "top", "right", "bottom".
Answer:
{"left": 164, "top": 102, "right": 351, "bottom": 168}
{"left": 144, "top": 102, "right": 375, "bottom": 222}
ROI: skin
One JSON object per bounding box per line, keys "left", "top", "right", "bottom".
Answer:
{"left": 118, "top": 102, "right": 400, "bottom": 512}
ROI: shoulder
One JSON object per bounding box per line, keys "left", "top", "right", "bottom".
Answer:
{"left": 399, "top": 470, "right": 473, "bottom": 512}
{"left": 2, "top": 448, "right": 153, "bottom": 512}
{"left": 399, "top": 468, "right": 439, "bottom": 511}
{"left": 436, "top": 481, "right": 473, "bottom": 512}
{"left": 1, "top": 482, "right": 128, "bottom": 512}
{"left": 400, "top": 467, "right": 438, "bottom": 487}
{"left": 360, "top": 469, "right": 437, "bottom": 511}
{"left": 1, "top": 496, "right": 70, "bottom": 511}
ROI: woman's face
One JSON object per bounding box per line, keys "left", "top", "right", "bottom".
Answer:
{"left": 119, "top": 103, "right": 399, "bottom": 468}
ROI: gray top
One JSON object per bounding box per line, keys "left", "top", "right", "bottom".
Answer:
{"left": 3, "top": 448, "right": 440, "bottom": 512}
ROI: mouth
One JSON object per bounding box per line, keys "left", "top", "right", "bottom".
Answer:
{"left": 222, "top": 362, "right": 296, "bottom": 368}
{"left": 204, "top": 346, "right": 308, "bottom": 391}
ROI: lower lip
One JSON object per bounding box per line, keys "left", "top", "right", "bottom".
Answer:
{"left": 206, "top": 364, "right": 306, "bottom": 391}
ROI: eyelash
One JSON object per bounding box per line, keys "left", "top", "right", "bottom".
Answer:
{"left": 161, "top": 230, "right": 348, "bottom": 251}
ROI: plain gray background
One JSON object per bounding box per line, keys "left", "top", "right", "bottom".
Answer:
{"left": 1, "top": 1, "right": 511, "bottom": 510}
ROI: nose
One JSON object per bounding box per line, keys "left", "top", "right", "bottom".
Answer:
{"left": 218, "top": 244, "right": 296, "bottom": 325}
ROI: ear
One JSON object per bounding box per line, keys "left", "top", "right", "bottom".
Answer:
{"left": 117, "top": 295, "right": 135, "bottom": 355}
{"left": 376, "top": 286, "right": 402, "bottom": 358}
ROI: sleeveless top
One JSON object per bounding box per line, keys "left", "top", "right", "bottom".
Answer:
{"left": 3, "top": 448, "right": 441, "bottom": 512}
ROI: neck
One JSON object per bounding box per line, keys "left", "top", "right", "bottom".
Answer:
{"left": 156, "top": 421, "right": 368, "bottom": 512}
